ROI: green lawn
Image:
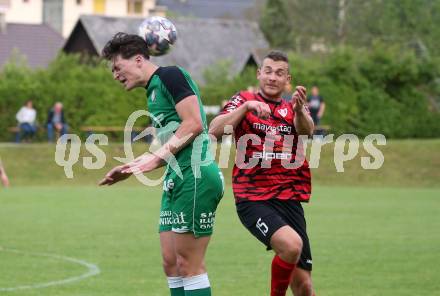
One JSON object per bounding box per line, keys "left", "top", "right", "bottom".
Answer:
{"left": 1, "top": 186, "right": 439, "bottom": 295}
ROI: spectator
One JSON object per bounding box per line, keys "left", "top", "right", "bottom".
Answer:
{"left": 307, "top": 86, "right": 325, "bottom": 126}
{"left": 281, "top": 83, "right": 293, "bottom": 102}
{"left": 15, "top": 100, "right": 37, "bottom": 142}
{"left": 0, "top": 158, "right": 10, "bottom": 188}
{"left": 47, "top": 102, "right": 68, "bottom": 142}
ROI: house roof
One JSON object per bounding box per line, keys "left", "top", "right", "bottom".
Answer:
{"left": 157, "top": 0, "right": 258, "bottom": 19}
{"left": 63, "top": 15, "right": 269, "bottom": 82}
{"left": 0, "top": 23, "right": 64, "bottom": 69}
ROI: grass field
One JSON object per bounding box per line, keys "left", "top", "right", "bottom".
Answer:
{"left": 1, "top": 186, "right": 439, "bottom": 295}
{"left": 0, "top": 140, "right": 439, "bottom": 295}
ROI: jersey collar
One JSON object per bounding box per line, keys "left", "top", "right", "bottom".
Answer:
{"left": 144, "top": 67, "right": 161, "bottom": 90}
{"left": 257, "top": 91, "right": 283, "bottom": 105}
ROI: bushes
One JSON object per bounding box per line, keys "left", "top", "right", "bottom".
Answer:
{"left": 0, "top": 54, "right": 147, "bottom": 141}
{"left": 0, "top": 47, "right": 439, "bottom": 141}
{"left": 287, "top": 45, "right": 440, "bottom": 138}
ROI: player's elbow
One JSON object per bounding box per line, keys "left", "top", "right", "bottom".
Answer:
{"left": 191, "top": 119, "right": 204, "bottom": 136}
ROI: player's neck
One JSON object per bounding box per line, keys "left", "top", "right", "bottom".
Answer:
{"left": 258, "top": 90, "right": 282, "bottom": 103}
{"left": 142, "top": 62, "right": 159, "bottom": 87}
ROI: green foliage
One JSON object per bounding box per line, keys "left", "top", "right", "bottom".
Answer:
{"left": 284, "top": 45, "right": 440, "bottom": 138}
{"left": 200, "top": 45, "right": 440, "bottom": 138}
{"left": 1, "top": 46, "right": 439, "bottom": 141}
{"left": 0, "top": 54, "right": 147, "bottom": 141}
{"left": 261, "top": 0, "right": 440, "bottom": 57}
{"left": 200, "top": 60, "right": 258, "bottom": 106}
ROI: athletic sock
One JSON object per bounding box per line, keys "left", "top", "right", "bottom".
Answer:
{"left": 168, "top": 276, "right": 185, "bottom": 296}
{"left": 183, "top": 273, "right": 211, "bottom": 296}
{"left": 271, "top": 255, "right": 296, "bottom": 296}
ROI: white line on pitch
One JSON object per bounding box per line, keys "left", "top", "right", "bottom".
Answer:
{"left": 0, "top": 246, "right": 101, "bottom": 292}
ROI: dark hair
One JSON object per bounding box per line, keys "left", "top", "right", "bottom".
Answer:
{"left": 102, "top": 32, "right": 150, "bottom": 60}
{"left": 261, "top": 50, "right": 290, "bottom": 72}
{"left": 264, "top": 50, "right": 289, "bottom": 63}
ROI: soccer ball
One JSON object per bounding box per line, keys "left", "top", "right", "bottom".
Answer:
{"left": 138, "top": 16, "right": 177, "bottom": 56}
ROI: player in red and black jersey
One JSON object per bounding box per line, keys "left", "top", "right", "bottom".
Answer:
{"left": 210, "top": 51, "right": 315, "bottom": 296}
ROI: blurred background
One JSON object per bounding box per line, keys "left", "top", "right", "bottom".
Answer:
{"left": 0, "top": 1, "right": 439, "bottom": 296}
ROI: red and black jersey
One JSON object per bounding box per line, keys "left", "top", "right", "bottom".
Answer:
{"left": 220, "top": 91, "right": 311, "bottom": 203}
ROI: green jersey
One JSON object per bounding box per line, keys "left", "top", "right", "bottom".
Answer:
{"left": 145, "top": 66, "right": 213, "bottom": 168}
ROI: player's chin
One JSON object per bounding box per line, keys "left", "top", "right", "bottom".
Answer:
{"left": 264, "top": 87, "right": 282, "bottom": 97}
{"left": 124, "top": 83, "right": 135, "bottom": 91}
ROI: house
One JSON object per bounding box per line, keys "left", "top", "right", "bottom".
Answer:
{"left": 63, "top": 15, "right": 269, "bottom": 83}
{"left": 1, "top": 0, "right": 164, "bottom": 37}
{"left": 0, "top": 22, "right": 64, "bottom": 69}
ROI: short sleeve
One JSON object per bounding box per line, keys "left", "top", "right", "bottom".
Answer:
{"left": 158, "top": 66, "right": 195, "bottom": 104}
{"left": 220, "top": 92, "right": 247, "bottom": 115}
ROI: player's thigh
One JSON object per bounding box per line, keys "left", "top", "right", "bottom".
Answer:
{"left": 160, "top": 231, "right": 176, "bottom": 262}
{"left": 236, "top": 201, "right": 287, "bottom": 248}
{"left": 173, "top": 232, "right": 210, "bottom": 274}
{"left": 270, "top": 225, "right": 303, "bottom": 256}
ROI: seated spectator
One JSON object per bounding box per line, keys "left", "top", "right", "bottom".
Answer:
{"left": 15, "top": 100, "right": 37, "bottom": 143}
{"left": 0, "top": 158, "right": 10, "bottom": 188}
{"left": 47, "top": 102, "right": 68, "bottom": 142}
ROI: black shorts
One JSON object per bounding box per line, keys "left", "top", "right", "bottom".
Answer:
{"left": 236, "top": 199, "right": 312, "bottom": 271}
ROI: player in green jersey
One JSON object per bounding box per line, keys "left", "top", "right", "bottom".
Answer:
{"left": 99, "top": 33, "right": 224, "bottom": 296}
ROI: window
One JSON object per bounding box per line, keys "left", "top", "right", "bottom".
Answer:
{"left": 127, "top": 0, "right": 143, "bottom": 15}
{"left": 94, "top": 0, "right": 105, "bottom": 13}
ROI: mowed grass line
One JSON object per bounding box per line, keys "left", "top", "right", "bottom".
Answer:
{"left": 0, "top": 186, "right": 439, "bottom": 295}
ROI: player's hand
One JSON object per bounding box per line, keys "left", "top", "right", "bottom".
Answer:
{"left": 292, "top": 86, "right": 307, "bottom": 113}
{"left": 245, "top": 101, "right": 271, "bottom": 119}
{"left": 99, "top": 165, "right": 132, "bottom": 186}
{"left": 1, "top": 174, "right": 9, "bottom": 187}
{"left": 121, "top": 153, "right": 161, "bottom": 175}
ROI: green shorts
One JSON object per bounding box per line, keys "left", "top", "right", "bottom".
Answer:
{"left": 158, "top": 162, "right": 224, "bottom": 237}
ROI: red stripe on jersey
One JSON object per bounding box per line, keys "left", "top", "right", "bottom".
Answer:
{"left": 221, "top": 91, "right": 312, "bottom": 203}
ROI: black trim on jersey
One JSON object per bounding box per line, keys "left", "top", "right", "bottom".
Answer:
{"left": 257, "top": 92, "right": 283, "bottom": 105}
{"left": 156, "top": 66, "right": 195, "bottom": 104}
{"left": 144, "top": 67, "right": 160, "bottom": 90}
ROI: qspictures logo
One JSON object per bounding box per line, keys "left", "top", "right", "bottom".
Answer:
{"left": 54, "top": 110, "right": 386, "bottom": 186}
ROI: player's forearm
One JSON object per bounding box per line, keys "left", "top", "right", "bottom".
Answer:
{"left": 152, "top": 119, "right": 203, "bottom": 165}
{"left": 209, "top": 103, "right": 248, "bottom": 139}
{"left": 294, "top": 110, "right": 314, "bottom": 136}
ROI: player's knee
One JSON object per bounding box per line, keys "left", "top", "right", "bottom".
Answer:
{"left": 277, "top": 237, "right": 303, "bottom": 263}
{"left": 176, "top": 255, "right": 191, "bottom": 276}
{"left": 162, "top": 255, "right": 178, "bottom": 275}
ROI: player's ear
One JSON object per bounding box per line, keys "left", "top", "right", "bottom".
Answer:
{"left": 257, "top": 67, "right": 261, "bottom": 79}
{"left": 287, "top": 74, "right": 292, "bottom": 83}
{"left": 134, "top": 54, "right": 143, "bottom": 65}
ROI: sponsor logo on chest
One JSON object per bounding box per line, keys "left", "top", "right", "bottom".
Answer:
{"left": 253, "top": 122, "right": 292, "bottom": 135}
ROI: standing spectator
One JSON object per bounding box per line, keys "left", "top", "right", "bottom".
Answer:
{"left": 47, "top": 102, "right": 68, "bottom": 142}
{"left": 0, "top": 158, "right": 10, "bottom": 188}
{"left": 15, "top": 100, "right": 37, "bottom": 142}
{"left": 307, "top": 86, "right": 325, "bottom": 126}
{"left": 281, "top": 83, "right": 293, "bottom": 102}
